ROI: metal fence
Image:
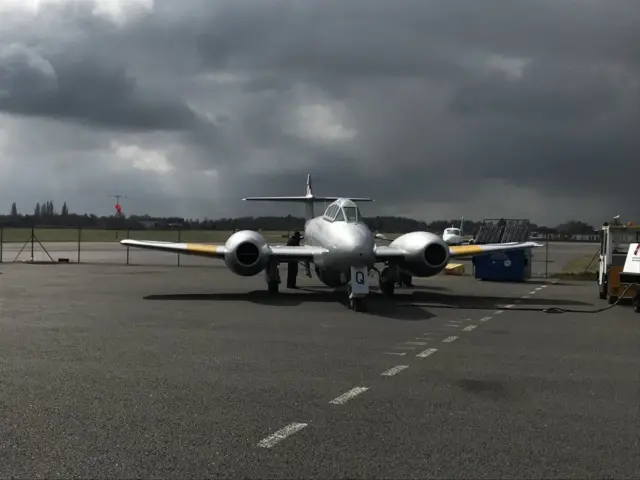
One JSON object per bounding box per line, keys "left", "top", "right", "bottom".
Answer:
{"left": 0, "top": 226, "right": 600, "bottom": 278}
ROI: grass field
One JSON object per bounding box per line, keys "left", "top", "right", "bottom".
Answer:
{"left": 0, "top": 227, "right": 409, "bottom": 244}
{"left": 0, "top": 228, "right": 297, "bottom": 243}
{"left": 553, "top": 252, "right": 599, "bottom": 280}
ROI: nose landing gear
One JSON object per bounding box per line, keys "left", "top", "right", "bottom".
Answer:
{"left": 347, "top": 266, "right": 369, "bottom": 311}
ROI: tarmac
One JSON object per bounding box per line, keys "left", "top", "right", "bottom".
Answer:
{"left": 0, "top": 259, "right": 637, "bottom": 479}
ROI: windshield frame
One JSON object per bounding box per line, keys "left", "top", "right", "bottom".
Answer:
{"left": 341, "top": 206, "right": 359, "bottom": 223}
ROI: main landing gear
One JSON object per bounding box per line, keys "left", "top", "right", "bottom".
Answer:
{"left": 265, "top": 260, "right": 281, "bottom": 294}
{"left": 378, "top": 265, "right": 400, "bottom": 297}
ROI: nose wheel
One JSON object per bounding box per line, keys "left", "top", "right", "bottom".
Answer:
{"left": 347, "top": 285, "right": 366, "bottom": 311}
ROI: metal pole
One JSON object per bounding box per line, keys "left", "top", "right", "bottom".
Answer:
{"left": 77, "top": 226, "right": 81, "bottom": 263}
{"left": 126, "top": 227, "right": 130, "bottom": 265}
{"left": 0, "top": 227, "right": 3, "bottom": 263}
{"left": 177, "top": 228, "right": 181, "bottom": 266}
{"left": 31, "top": 225, "right": 35, "bottom": 260}
{"left": 545, "top": 241, "right": 549, "bottom": 278}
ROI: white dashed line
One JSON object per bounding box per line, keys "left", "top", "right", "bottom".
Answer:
{"left": 522, "top": 295, "right": 530, "bottom": 299}
{"left": 381, "top": 365, "right": 409, "bottom": 377}
{"left": 396, "top": 346, "right": 417, "bottom": 350}
{"left": 529, "top": 291, "right": 537, "bottom": 295}
{"left": 479, "top": 316, "right": 492, "bottom": 322}
{"left": 414, "top": 337, "right": 433, "bottom": 341}
{"left": 505, "top": 304, "right": 515, "bottom": 309}
{"left": 493, "top": 310, "right": 504, "bottom": 315}
{"left": 417, "top": 348, "right": 438, "bottom": 358}
{"left": 329, "top": 387, "right": 369, "bottom": 405}
{"left": 442, "top": 336, "right": 458, "bottom": 343}
{"left": 257, "top": 423, "right": 308, "bottom": 448}
{"left": 535, "top": 287, "right": 543, "bottom": 291}
{"left": 383, "top": 351, "right": 407, "bottom": 356}
{"left": 462, "top": 325, "right": 477, "bottom": 331}
{"left": 405, "top": 341, "right": 427, "bottom": 345}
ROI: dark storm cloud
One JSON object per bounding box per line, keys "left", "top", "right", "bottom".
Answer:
{"left": 2, "top": 0, "right": 640, "bottom": 224}
{"left": 0, "top": 49, "right": 204, "bottom": 131}
{"left": 189, "top": 0, "right": 640, "bottom": 208}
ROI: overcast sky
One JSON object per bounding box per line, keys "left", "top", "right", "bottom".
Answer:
{"left": 1, "top": 0, "right": 638, "bottom": 226}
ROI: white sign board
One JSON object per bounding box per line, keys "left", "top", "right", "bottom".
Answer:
{"left": 350, "top": 266, "right": 369, "bottom": 295}
{"left": 623, "top": 243, "right": 640, "bottom": 274}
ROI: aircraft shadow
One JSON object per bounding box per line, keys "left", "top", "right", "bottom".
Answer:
{"left": 144, "top": 288, "right": 435, "bottom": 321}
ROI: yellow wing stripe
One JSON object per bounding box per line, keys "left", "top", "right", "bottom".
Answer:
{"left": 449, "top": 245, "right": 484, "bottom": 255}
{"left": 185, "top": 243, "right": 220, "bottom": 254}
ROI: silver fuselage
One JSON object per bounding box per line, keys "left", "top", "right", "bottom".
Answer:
{"left": 301, "top": 217, "right": 375, "bottom": 286}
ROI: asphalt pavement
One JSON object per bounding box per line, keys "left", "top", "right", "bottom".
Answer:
{"left": 0, "top": 263, "right": 637, "bottom": 479}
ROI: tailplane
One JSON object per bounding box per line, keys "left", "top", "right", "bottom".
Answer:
{"left": 242, "top": 174, "right": 374, "bottom": 221}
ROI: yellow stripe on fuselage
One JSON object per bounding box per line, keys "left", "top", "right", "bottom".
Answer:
{"left": 185, "top": 243, "right": 220, "bottom": 255}
{"left": 449, "top": 245, "right": 485, "bottom": 256}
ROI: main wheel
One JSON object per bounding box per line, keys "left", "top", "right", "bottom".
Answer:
{"left": 351, "top": 297, "right": 365, "bottom": 312}
{"left": 379, "top": 267, "right": 396, "bottom": 297}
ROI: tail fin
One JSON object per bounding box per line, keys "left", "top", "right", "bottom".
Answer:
{"left": 242, "top": 174, "right": 374, "bottom": 221}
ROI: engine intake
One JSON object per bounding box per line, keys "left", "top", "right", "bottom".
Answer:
{"left": 224, "top": 230, "right": 270, "bottom": 276}
{"left": 389, "top": 231, "right": 450, "bottom": 277}
{"left": 236, "top": 241, "right": 261, "bottom": 266}
{"left": 424, "top": 242, "right": 448, "bottom": 267}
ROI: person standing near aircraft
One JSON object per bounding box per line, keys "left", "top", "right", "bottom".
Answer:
{"left": 286, "top": 231, "right": 302, "bottom": 288}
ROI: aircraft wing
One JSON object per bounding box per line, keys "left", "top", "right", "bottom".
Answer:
{"left": 120, "top": 239, "right": 228, "bottom": 258}
{"left": 374, "top": 241, "right": 542, "bottom": 263}
{"left": 374, "top": 245, "right": 408, "bottom": 262}
{"left": 448, "top": 242, "right": 543, "bottom": 259}
{"left": 120, "top": 239, "right": 327, "bottom": 261}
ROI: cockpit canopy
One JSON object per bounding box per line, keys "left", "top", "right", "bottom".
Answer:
{"left": 323, "top": 198, "right": 362, "bottom": 224}
{"left": 445, "top": 228, "right": 460, "bottom": 235}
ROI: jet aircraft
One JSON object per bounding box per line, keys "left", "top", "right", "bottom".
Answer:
{"left": 120, "top": 175, "right": 543, "bottom": 311}
{"left": 443, "top": 218, "right": 465, "bottom": 246}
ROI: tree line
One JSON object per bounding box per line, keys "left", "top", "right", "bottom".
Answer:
{"left": 1, "top": 200, "right": 600, "bottom": 235}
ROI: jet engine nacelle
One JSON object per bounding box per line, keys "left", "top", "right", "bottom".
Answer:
{"left": 389, "top": 231, "right": 451, "bottom": 277}
{"left": 223, "top": 230, "right": 271, "bottom": 276}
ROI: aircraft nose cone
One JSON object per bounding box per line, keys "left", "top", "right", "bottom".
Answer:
{"left": 342, "top": 226, "right": 374, "bottom": 264}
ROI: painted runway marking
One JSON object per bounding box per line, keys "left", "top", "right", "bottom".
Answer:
{"left": 535, "top": 287, "right": 543, "bottom": 291}
{"left": 329, "top": 387, "right": 369, "bottom": 405}
{"left": 417, "top": 348, "right": 438, "bottom": 358}
{"left": 384, "top": 351, "right": 407, "bottom": 356}
{"left": 381, "top": 365, "right": 409, "bottom": 377}
{"left": 479, "top": 316, "right": 492, "bottom": 323}
{"left": 415, "top": 337, "right": 433, "bottom": 341}
{"left": 396, "top": 346, "right": 417, "bottom": 350}
{"left": 522, "top": 295, "right": 530, "bottom": 299}
{"left": 405, "top": 341, "right": 427, "bottom": 345}
{"left": 258, "top": 423, "right": 308, "bottom": 448}
{"left": 442, "top": 336, "right": 458, "bottom": 343}
{"left": 462, "top": 325, "right": 477, "bottom": 331}
{"left": 529, "top": 291, "right": 537, "bottom": 295}
{"left": 493, "top": 310, "right": 504, "bottom": 315}
{"left": 505, "top": 304, "right": 515, "bottom": 309}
